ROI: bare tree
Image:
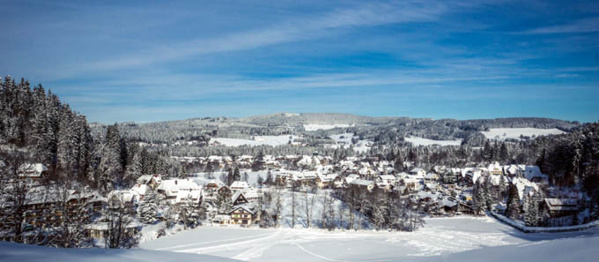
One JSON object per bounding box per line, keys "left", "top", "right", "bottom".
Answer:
{"left": 272, "top": 188, "right": 283, "bottom": 227}
{"left": 104, "top": 198, "right": 138, "bottom": 249}
{"left": 303, "top": 190, "right": 315, "bottom": 228}
{"left": 46, "top": 184, "right": 93, "bottom": 248}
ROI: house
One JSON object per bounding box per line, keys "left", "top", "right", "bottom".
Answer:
{"left": 409, "top": 168, "right": 426, "bottom": 177}
{"left": 87, "top": 222, "right": 140, "bottom": 239}
{"left": 332, "top": 176, "right": 344, "bottom": 189}
{"left": 212, "top": 214, "right": 231, "bottom": 225}
{"left": 108, "top": 190, "right": 139, "bottom": 205}
{"left": 523, "top": 166, "right": 548, "bottom": 183}
{"left": 295, "top": 172, "right": 318, "bottom": 187}
{"left": 205, "top": 179, "right": 224, "bottom": 192}
{"left": 229, "top": 205, "right": 257, "bottom": 225}
{"left": 232, "top": 191, "right": 249, "bottom": 206}
{"left": 544, "top": 198, "right": 578, "bottom": 219}
{"left": 438, "top": 197, "right": 458, "bottom": 213}
{"left": 242, "top": 189, "right": 261, "bottom": 202}
{"left": 230, "top": 181, "right": 250, "bottom": 191}
{"left": 156, "top": 179, "right": 203, "bottom": 204}
{"left": 18, "top": 163, "right": 48, "bottom": 181}
{"left": 349, "top": 179, "right": 375, "bottom": 192}
{"left": 377, "top": 175, "right": 397, "bottom": 185}
{"left": 424, "top": 173, "right": 439, "bottom": 182}
{"left": 487, "top": 162, "right": 503, "bottom": 175}
{"left": 136, "top": 174, "right": 162, "bottom": 189}
{"left": 129, "top": 184, "right": 149, "bottom": 201}
{"left": 315, "top": 174, "right": 332, "bottom": 189}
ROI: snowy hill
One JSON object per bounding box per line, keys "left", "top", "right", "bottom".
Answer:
{"left": 481, "top": 128, "right": 566, "bottom": 140}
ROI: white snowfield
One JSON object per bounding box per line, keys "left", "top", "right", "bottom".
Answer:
{"left": 2, "top": 217, "right": 598, "bottom": 261}
{"left": 405, "top": 136, "right": 463, "bottom": 146}
{"left": 481, "top": 128, "right": 565, "bottom": 140}
{"left": 212, "top": 135, "right": 298, "bottom": 147}
{"left": 0, "top": 241, "right": 237, "bottom": 262}
{"left": 137, "top": 217, "right": 599, "bottom": 262}
{"left": 304, "top": 124, "right": 352, "bottom": 131}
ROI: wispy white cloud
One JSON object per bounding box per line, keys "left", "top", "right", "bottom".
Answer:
{"left": 524, "top": 16, "right": 599, "bottom": 34}
{"left": 81, "top": 2, "right": 449, "bottom": 72}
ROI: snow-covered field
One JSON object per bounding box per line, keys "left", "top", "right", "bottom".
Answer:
{"left": 212, "top": 136, "right": 298, "bottom": 147}
{"left": 0, "top": 241, "right": 237, "bottom": 262}
{"left": 328, "top": 133, "right": 372, "bottom": 153}
{"left": 405, "top": 136, "right": 463, "bottom": 146}
{"left": 304, "top": 124, "right": 352, "bottom": 131}
{"left": 3, "top": 217, "right": 598, "bottom": 261}
{"left": 481, "top": 128, "right": 565, "bottom": 140}
{"left": 138, "top": 217, "right": 599, "bottom": 262}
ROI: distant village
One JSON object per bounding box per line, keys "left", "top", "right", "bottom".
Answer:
{"left": 3, "top": 151, "right": 586, "bottom": 246}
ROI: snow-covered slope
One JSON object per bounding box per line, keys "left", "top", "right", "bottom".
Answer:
{"left": 212, "top": 135, "right": 298, "bottom": 147}
{"left": 303, "top": 124, "right": 352, "bottom": 131}
{"left": 139, "top": 217, "right": 599, "bottom": 262}
{"left": 405, "top": 136, "right": 462, "bottom": 146}
{"left": 0, "top": 242, "right": 239, "bottom": 262}
{"left": 4, "top": 217, "right": 597, "bottom": 262}
{"left": 481, "top": 128, "right": 565, "bottom": 140}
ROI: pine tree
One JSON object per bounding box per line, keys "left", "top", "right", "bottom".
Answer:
{"left": 499, "top": 143, "right": 509, "bottom": 163}
{"left": 138, "top": 191, "right": 159, "bottom": 224}
{"left": 99, "top": 124, "right": 124, "bottom": 192}
{"left": 124, "top": 153, "right": 143, "bottom": 187}
{"left": 506, "top": 184, "right": 521, "bottom": 220}
{"left": 216, "top": 190, "right": 232, "bottom": 214}
{"left": 524, "top": 190, "right": 540, "bottom": 227}
{"left": 178, "top": 199, "right": 200, "bottom": 229}
{"left": 473, "top": 178, "right": 487, "bottom": 215}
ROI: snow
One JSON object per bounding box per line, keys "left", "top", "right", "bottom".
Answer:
{"left": 0, "top": 241, "right": 238, "bottom": 262}
{"left": 212, "top": 136, "right": 299, "bottom": 147}
{"left": 481, "top": 128, "right": 565, "bottom": 140}
{"left": 404, "top": 136, "right": 462, "bottom": 146}
{"left": 3, "top": 217, "right": 598, "bottom": 261}
{"left": 303, "top": 124, "right": 352, "bottom": 131}
{"left": 137, "top": 216, "right": 599, "bottom": 261}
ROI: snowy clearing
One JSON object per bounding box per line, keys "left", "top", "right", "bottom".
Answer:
{"left": 481, "top": 128, "right": 565, "bottom": 140}
{"left": 212, "top": 136, "right": 298, "bottom": 147}
{"left": 328, "top": 133, "right": 372, "bottom": 153}
{"left": 304, "top": 124, "right": 352, "bottom": 131}
{"left": 404, "top": 136, "right": 463, "bottom": 146}
{"left": 138, "top": 216, "right": 599, "bottom": 262}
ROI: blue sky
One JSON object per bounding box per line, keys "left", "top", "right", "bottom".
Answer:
{"left": 1, "top": 0, "right": 598, "bottom": 123}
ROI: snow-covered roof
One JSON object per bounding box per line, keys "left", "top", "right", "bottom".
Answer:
{"left": 349, "top": 179, "right": 374, "bottom": 187}
{"left": 511, "top": 177, "right": 539, "bottom": 200}
{"left": 379, "top": 175, "right": 396, "bottom": 181}
{"left": 130, "top": 184, "right": 149, "bottom": 196}
{"left": 230, "top": 181, "right": 250, "bottom": 189}
{"left": 157, "top": 179, "right": 202, "bottom": 203}
{"left": 18, "top": 163, "right": 47, "bottom": 178}
{"left": 524, "top": 166, "right": 548, "bottom": 181}
{"left": 231, "top": 204, "right": 256, "bottom": 214}
{"left": 410, "top": 168, "right": 424, "bottom": 174}
{"left": 544, "top": 198, "right": 578, "bottom": 211}
{"left": 438, "top": 197, "right": 457, "bottom": 208}
{"left": 108, "top": 190, "right": 140, "bottom": 203}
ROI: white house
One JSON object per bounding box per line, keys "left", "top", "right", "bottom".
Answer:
{"left": 157, "top": 179, "right": 203, "bottom": 204}
{"left": 230, "top": 181, "right": 250, "bottom": 191}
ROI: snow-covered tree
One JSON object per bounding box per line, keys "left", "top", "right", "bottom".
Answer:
{"left": 138, "top": 191, "right": 160, "bottom": 224}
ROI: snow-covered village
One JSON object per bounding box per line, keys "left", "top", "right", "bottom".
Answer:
{"left": 1, "top": 1, "right": 598, "bottom": 261}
